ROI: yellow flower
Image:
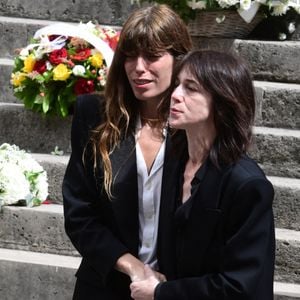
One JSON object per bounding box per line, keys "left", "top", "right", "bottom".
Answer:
{"left": 11, "top": 72, "right": 26, "bottom": 87}
{"left": 53, "top": 64, "right": 72, "bottom": 81}
{"left": 89, "top": 53, "right": 103, "bottom": 68}
{"left": 23, "top": 55, "right": 35, "bottom": 73}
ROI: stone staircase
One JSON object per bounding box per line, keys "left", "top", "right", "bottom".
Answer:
{"left": 0, "top": 1, "right": 300, "bottom": 299}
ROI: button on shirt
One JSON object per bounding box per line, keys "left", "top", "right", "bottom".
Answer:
{"left": 135, "top": 118, "right": 166, "bottom": 270}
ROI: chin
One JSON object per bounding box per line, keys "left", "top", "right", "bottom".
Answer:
{"left": 169, "top": 121, "right": 181, "bottom": 129}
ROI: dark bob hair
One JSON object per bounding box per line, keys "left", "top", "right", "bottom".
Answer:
{"left": 171, "top": 50, "right": 256, "bottom": 167}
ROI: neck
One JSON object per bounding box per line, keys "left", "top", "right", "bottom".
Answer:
{"left": 140, "top": 116, "right": 164, "bottom": 129}
{"left": 185, "top": 123, "right": 216, "bottom": 164}
{"left": 138, "top": 97, "right": 162, "bottom": 120}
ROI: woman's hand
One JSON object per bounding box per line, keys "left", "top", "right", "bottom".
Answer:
{"left": 130, "top": 265, "right": 162, "bottom": 300}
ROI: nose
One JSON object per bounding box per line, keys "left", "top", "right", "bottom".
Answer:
{"left": 135, "top": 56, "right": 147, "bottom": 73}
{"left": 171, "top": 85, "right": 183, "bottom": 103}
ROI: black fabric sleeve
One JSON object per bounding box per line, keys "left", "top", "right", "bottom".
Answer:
{"left": 62, "top": 95, "right": 129, "bottom": 285}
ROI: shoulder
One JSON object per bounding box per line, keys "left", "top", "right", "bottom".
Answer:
{"left": 76, "top": 93, "right": 104, "bottom": 119}
{"left": 222, "top": 155, "right": 274, "bottom": 205}
{"left": 73, "top": 93, "right": 105, "bottom": 129}
{"left": 230, "top": 155, "right": 267, "bottom": 182}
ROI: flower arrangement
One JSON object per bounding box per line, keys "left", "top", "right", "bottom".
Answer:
{"left": 11, "top": 22, "right": 119, "bottom": 117}
{"left": 0, "top": 143, "right": 48, "bottom": 208}
{"left": 135, "top": 0, "right": 300, "bottom": 22}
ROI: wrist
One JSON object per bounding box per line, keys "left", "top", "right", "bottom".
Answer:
{"left": 115, "top": 253, "right": 144, "bottom": 280}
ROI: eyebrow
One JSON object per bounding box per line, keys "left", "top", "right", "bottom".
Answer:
{"left": 182, "top": 78, "right": 198, "bottom": 85}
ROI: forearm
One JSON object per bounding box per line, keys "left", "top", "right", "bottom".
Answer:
{"left": 115, "top": 252, "right": 146, "bottom": 281}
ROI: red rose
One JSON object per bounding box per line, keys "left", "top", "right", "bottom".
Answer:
{"left": 33, "top": 60, "right": 47, "bottom": 74}
{"left": 48, "top": 48, "right": 68, "bottom": 65}
{"left": 74, "top": 78, "right": 95, "bottom": 95}
{"left": 70, "top": 48, "right": 91, "bottom": 61}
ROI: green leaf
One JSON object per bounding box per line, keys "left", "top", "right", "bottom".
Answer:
{"left": 42, "top": 93, "right": 50, "bottom": 113}
{"left": 43, "top": 71, "right": 53, "bottom": 82}
{"left": 13, "top": 57, "right": 24, "bottom": 72}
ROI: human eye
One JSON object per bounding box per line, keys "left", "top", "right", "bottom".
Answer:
{"left": 144, "top": 52, "right": 164, "bottom": 62}
{"left": 185, "top": 83, "right": 198, "bottom": 92}
{"left": 124, "top": 53, "right": 137, "bottom": 61}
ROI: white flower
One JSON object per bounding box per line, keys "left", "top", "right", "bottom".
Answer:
{"left": 98, "top": 68, "right": 107, "bottom": 86}
{"left": 216, "top": 14, "right": 226, "bottom": 23}
{"left": 256, "top": 0, "right": 268, "bottom": 4}
{"left": 72, "top": 65, "right": 86, "bottom": 76}
{"left": 288, "top": 22, "right": 296, "bottom": 33}
{"left": 187, "top": 0, "right": 207, "bottom": 9}
{"left": 278, "top": 32, "right": 287, "bottom": 40}
{"left": 46, "top": 61, "right": 53, "bottom": 71}
{"left": 0, "top": 143, "right": 48, "bottom": 208}
{"left": 216, "top": 0, "right": 239, "bottom": 8}
{"left": 0, "top": 162, "right": 31, "bottom": 206}
{"left": 239, "top": 0, "right": 252, "bottom": 10}
{"left": 271, "top": 3, "right": 289, "bottom": 15}
{"left": 19, "top": 48, "right": 29, "bottom": 58}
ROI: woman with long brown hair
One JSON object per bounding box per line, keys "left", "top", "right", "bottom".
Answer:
{"left": 62, "top": 4, "right": 192, "bottom": 299}
{"left": 130, "top": 50, "right": 275, "bottom": 299}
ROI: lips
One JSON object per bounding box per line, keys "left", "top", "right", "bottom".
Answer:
{"left": 133, "top": 78, "right": 152, "bottom": 85}
{"left": 170, "top": 107, "right": 182, "bottom": 114}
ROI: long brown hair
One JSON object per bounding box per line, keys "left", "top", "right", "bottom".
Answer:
{"left": 172, "top": 50, "right": 255, "bottom": 167}
{"left": 90, "top": 4, "right": 192, "bottom": 197}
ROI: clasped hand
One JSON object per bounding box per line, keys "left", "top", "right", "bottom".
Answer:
{"left": 130, "top": 264, "right": 166, "bottom": 300}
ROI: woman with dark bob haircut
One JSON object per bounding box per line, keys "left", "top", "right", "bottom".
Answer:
{"left": 130, "top": 50, "right": 275, "bottom": 300}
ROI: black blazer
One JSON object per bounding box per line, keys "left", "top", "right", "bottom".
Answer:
{"left": 63, "top": 94, "right": 275, "bottom": 299}
{"left": 62, "top": 94, "right": 179, "bottom": 299}
{"left": 155, "top": 151, "right": 275, "bottom": 300}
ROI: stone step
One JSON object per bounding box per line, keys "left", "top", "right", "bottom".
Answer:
{"left": 274, "top": 282, "right": 300, "bottom": 299}
{"left": 2, "top": 57, "right": 300, "bottom": 130}
{"left": 0, "top": 103, "right": 72, "bottom": 153}
{"left": 0, "top": 204, "right": 299, "bottom": 283}
{"left": 0, "top": 247, "right": 299, "bottom": 299}
{"left": 251, "top": 127, "right": 300, "bottom": 178}
{"left": 0, "top": 58, "right": 15, "bottom": 103}
{"left": 269, "top": 176, "right": 300, "bottom": 231}
{"left": 34, "top": 152, "right": 300, "bottom": 230}
{"left": 0, "top": 204, "right": 78, "bottom": 256}
{"left": 0, "top": 15, "right": 300, "bottom": 82}
{"left": 0, "top": 16, "right": 122, "bottom": 60}
{"left": 0, "top": 105, "right": 299, "bottom": 177}
{"left": 194, "top": 38, "right": 300, "bottom": 84}
{"left": 254, "top": 81, "right": 300, "bottom": 130}
{"left": 0, "top": 248, "right": 79, "bottom": 300}
{"left": 32, "top": 153, "right": 69, "bottom": 204}
{"left": 0, "top": 2, "right": 132, "bottom": 25}
{"left": 275, "top": 229, "right": 300, "bottom": 284}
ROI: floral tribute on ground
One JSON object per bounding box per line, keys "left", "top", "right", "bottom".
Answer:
{"left": 135, "top": 0, "right": 300, "bottom": 23}
{"left": 11, "top": 22, "right": 119, "bottom": 117}
{"left": 0, "top": 143, "right": 48, "bottom": 208}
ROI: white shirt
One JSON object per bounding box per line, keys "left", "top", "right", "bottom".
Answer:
{"left": 135, "top": 118, "right": 166, "bottom": 270}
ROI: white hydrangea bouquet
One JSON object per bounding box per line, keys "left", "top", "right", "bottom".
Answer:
{"left": 0, "top": 143, "right": 48, "bottom": 208}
